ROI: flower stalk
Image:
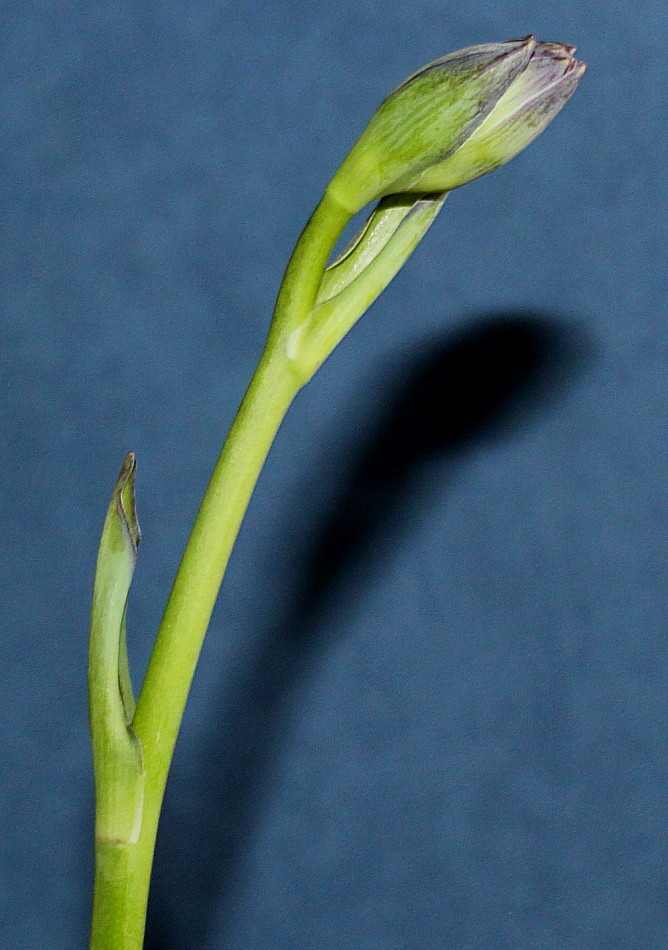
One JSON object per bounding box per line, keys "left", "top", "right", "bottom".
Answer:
{"left": 88, "top": 36, "right": 584, "bottom": 950}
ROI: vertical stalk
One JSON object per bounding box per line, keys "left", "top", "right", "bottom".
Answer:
{"left": 89, "top": 841, "right": 153, "bottom": 950}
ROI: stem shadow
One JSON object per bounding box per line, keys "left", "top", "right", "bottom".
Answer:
{"left": 144, "top": 310, "right": 594, "bottom": 950}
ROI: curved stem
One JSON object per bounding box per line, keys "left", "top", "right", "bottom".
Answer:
{"left": 270, "top": 188, "right": 353, "bottom": 338}
{"left": 89, "top": 190, "right": 351, "bottom": 950}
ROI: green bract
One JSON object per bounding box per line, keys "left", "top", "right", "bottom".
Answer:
{"left": 328, "top": 36, "right": 585, "bottom": 213}
{"left": 287, "top": 191, "right": 448, "bottom": 377}
{"left": 89, "top": 453, "right": 144, "bottom": 846}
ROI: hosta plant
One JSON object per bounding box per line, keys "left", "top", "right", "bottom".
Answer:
{"left": 88, "top": 35, "right": 585, "bottom": 950}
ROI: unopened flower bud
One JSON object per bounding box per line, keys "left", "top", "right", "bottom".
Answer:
{"left": 328, "top": 37, "right": 585, "bottom": 213}
{"left": 400, "top": 41, "right": 586, "bottom": 192}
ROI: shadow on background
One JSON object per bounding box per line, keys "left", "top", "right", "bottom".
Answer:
{"left": 144, "top": 311, "right": 594, "bottom": 950}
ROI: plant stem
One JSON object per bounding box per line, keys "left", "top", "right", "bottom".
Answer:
{"left": 89, "top": 190, "right": 350, "bottom": 950}
{"left": 89, "top": 841, "right": 153, "bottom": 950}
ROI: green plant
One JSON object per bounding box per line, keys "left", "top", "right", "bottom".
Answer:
{"left": 88, "top": 36, "right": 584, "bottom": 950}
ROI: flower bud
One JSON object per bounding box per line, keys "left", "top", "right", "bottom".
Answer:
{"left": 328, "top": 37, "right": 585, "bottom": 213}
{"left": 400, "top": 42, "right": 586, "bottom": 192}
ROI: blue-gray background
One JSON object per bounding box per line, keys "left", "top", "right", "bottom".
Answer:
{"left": 2, "top": 2, "right": 667, "bottom": 948}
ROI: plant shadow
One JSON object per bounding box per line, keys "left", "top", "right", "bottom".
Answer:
{"left": 144, "top": 310, "right": 594, "bottom": 950}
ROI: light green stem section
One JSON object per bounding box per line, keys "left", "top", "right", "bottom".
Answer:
{"left": 90, "top": 349, "right": 300, "bottom": 950}
{"left": 89, "top": 190, "right": 351, "bottom": 950}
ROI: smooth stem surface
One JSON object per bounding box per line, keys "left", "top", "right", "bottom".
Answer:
{"left": 89, "top": 190, "right": 351, "bottom": 950}
{"left": 90, "top": 841, "right": 152, "bottom": 950}
{"left": 89, "top": 345, "right": 299, "bottom": 950}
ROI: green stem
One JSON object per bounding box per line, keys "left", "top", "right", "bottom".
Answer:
{"left": 89, "top": 190, "right": 350, "bottom": 950}
{"left": 89, "top": 842, "right": 152, "bottom": 950}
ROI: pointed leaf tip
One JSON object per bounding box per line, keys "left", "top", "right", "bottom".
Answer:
{"left": 114, "top": 451, "right": 140, "bottom": 558}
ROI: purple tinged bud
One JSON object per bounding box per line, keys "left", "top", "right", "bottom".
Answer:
{"left": 328, "top": 38, "right": 585, "bottom": 211}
